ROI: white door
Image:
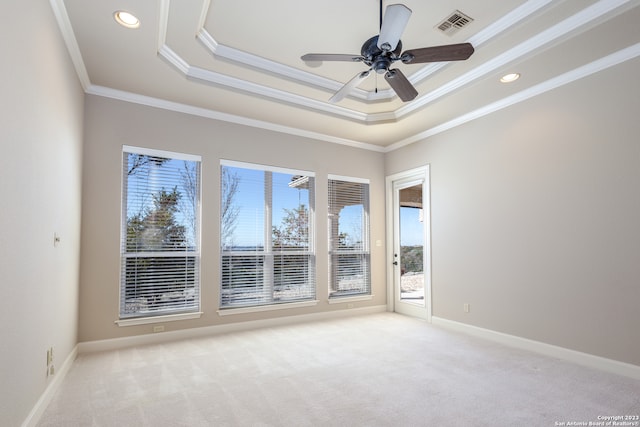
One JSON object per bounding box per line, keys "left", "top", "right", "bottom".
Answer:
{"left": 386, "top": 167, "right": 431, "bottom": 320}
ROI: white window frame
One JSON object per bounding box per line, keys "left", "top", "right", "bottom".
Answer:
{"left": 219, "top": 160, "right": 317, "bottom": 312}
{"left": 328, "top": 174, "right": 371, "bottom": 299}
{"left": 117, "top": 146, "right": 202, "bottom": 325}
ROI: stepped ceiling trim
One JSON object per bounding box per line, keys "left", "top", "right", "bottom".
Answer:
{"left": 49, "top": 0, "right": 639, "bottom": 150}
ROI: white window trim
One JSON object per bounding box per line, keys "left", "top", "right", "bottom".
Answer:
{"left": 217, "top": 300, "right": 319, "bottom": 316}
{"left": 115, "top": 311, "right": 203, "bottom": 327}
{"left": 220, "top": 160, "right": 317, "bottom": 309}
{"left": 327, "top": 174, "right": 369, "bottom": 184}
{"left": 120, "top": 146, "right": 202, "bottom": 319}
{"left": 328, "top": 175, "right": 371, "bottom": 299}
{"left": 123, "top": 145, "right": 200, "bottom": 162}
{"left": 221, "top": 159, "right": 315, "bottom": 178}
{"left": 327, "top": 295, "right": 374, "bottom": 304}
{"left": 385, "top": 165, "right": 432, "bottom": 321}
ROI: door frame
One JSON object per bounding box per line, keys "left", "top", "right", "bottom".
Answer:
{"left": 385, "top": 165, "right": 432, "bottom": 321}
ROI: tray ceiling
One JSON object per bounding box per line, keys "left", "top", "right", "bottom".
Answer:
{"left": 53, "top": 0, "right": 640, "bottom": 150}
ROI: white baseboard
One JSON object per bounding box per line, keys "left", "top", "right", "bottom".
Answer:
{"left": 78, "top": 305, "right": 388, "bottom": 353}
{"left": 24, "top": 310, "right": 637, "bottom": 426}
{"left": 431, "top": 316, "right": 640, "bottom": 380}
{"left": 22, "top": 345, "right": 78, "bottom": 427}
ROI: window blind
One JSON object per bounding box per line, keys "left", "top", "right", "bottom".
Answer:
{"left": 120, "top": 146, "right": 201, "bottom": 318}
{"left": 328, "top": 176, "right": 371, "bottom": 297}
{"left": 220, "top": 161, "right": 315, "bottom": 308}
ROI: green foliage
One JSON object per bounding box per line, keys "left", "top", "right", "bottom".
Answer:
{"left": 126, "top": 187, "right": 186, "bottom": 251}
{"left": 272, "top": 205, "right": 309, "bottom": 250}
{"left": 401, "top": 245, "right": 423, "bottom": 273}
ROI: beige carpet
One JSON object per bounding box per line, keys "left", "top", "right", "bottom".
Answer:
{"left": 38, "top": 313, "right": 639, "bottom": 426}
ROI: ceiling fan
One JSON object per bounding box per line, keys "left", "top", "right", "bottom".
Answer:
{"left": 301, "top": 2, "right": 475, "bottom": 103}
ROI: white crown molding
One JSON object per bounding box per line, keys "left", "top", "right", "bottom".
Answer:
{"left": 193, "top": 0, "right": 557, "bottom": 106}
{"left": 468, "top": 0, "right": 556, "bottom": 47}
{"left": 157, "top": 1, "right": 373, "bottom": 118}
{"left": 185, "top": 65, "right": 369, "bottom": 122}
{"left": 51, "top": 0, "right": 639, "bottom": 153}
{"left": 158, "top": 45, "right": 189, "bottom": 74}
{"left": 158, "top": 0, "right": 633, "bottom": 123}
{"left": 363, "top": 0, "right": 557, "bottom": 101}
{"left": 158, "top": 0, "right": 171, "bottom": 52}
{"left": 87, "top": 40, "right": 640, "bottom": 154}
{"left": 406, "top": 0, "right": 555, "bottom": 85}
{"left": 196, "top": 0, "right": 210, "bottom": 30}
{"left": 197, "top": 29, "right": 371, "bottom": 101}
{"left": 86, "top": 39, "right": 640, "bottom": 155}
{"left": 384, "top": 42, "right": 640, "bottom": 152}
{"left": 49, "top": 0, "right": 91, "bottom": 90}
{"left": 85, "top": 85, "right": 386, "bottom": 152}
{"left": 392, "top": 0, "right": 634, "bottom": 119}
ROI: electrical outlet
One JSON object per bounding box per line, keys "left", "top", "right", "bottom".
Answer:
{"left": 464, "top": 303, "right": 470, "bottom": 313}
{"left": 153, "top": 325, "right": 165, "bottom": 333}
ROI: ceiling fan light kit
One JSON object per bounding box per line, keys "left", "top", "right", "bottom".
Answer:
{"left": 301, "top": 2, "right": 474, "bottom": 104}
{"left": 377, "top": 4, "right": 412, "bottom": 52}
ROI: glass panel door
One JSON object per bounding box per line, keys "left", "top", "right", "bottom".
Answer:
{"left": 398, "top": 184, "right": 425, "bottom": 305}
{"left": 388, "top": 166, "right": 430, "bottom": 321}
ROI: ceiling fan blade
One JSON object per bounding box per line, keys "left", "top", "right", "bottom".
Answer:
{"left": 329, "top": 70, "right": 371, "bottom": 103}
{"left": 385, "top": 68, "right": 418, "bottom": 102}
{"left": 401, "top": 43, "right": 474, "bottom": 64}
{"left": 301, "top": 53, "right": 363, "bottom": 62}
{"left": 377, "top": 4, "right": 412, "bottom": 52}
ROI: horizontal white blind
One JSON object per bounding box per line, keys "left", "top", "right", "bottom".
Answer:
{"left": 120, "top": 148, "right": 201, "bottom": 318}
{"left": 220, "top": 162, "right": 315, "bottom": 308}
{"left": 328, "top": 177, "right": 371, "bottom": 297}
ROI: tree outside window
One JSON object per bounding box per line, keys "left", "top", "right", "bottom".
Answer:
{"left": 120, "top": 148, "right": 201, "bottom": 318}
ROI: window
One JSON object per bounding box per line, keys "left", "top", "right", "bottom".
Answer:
{"left": 328, "top": 176, "right": 371, "bottom": 298}
{"left": 220, "top": 161, "right": 315, "bottom": 309}
{"left": 120, "top": 146, "right": 201, "bottom": 319}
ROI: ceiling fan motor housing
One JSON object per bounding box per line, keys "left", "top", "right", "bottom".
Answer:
{"left": 361, "top": 36, "right": 402, "bottom": 73}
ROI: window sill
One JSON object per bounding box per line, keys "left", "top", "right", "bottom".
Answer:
{"left": 218, "top": 300, "right": 319, "bottom": 316}
{"left": 327, "top": 294, "right": 374, "bottom": 304}
{"left": 115, "top": 311, "right": 203, "bottom": 327}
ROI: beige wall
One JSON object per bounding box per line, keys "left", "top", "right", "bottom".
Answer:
{"left": 3, "top": 7, "right": 638, "bottom": 423}
{"left": 79, "top": 95, "right": 386, "bottom": 342}
{"left": 386, "top": 58, "right": 640, "bottom": 366}
{"left": 0, "top": 1, "right": 84, "bottom": 425}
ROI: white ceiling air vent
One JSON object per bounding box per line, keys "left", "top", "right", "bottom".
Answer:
{"left": 436, "top": 10, "right": 473, "bottom": 36}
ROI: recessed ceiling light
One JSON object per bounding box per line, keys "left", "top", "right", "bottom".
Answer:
{"left": 500, "top": 73, "right": 520, "bottom": 83}
{"left": 114, "top": 11, "right": 140, "bottom": 29}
